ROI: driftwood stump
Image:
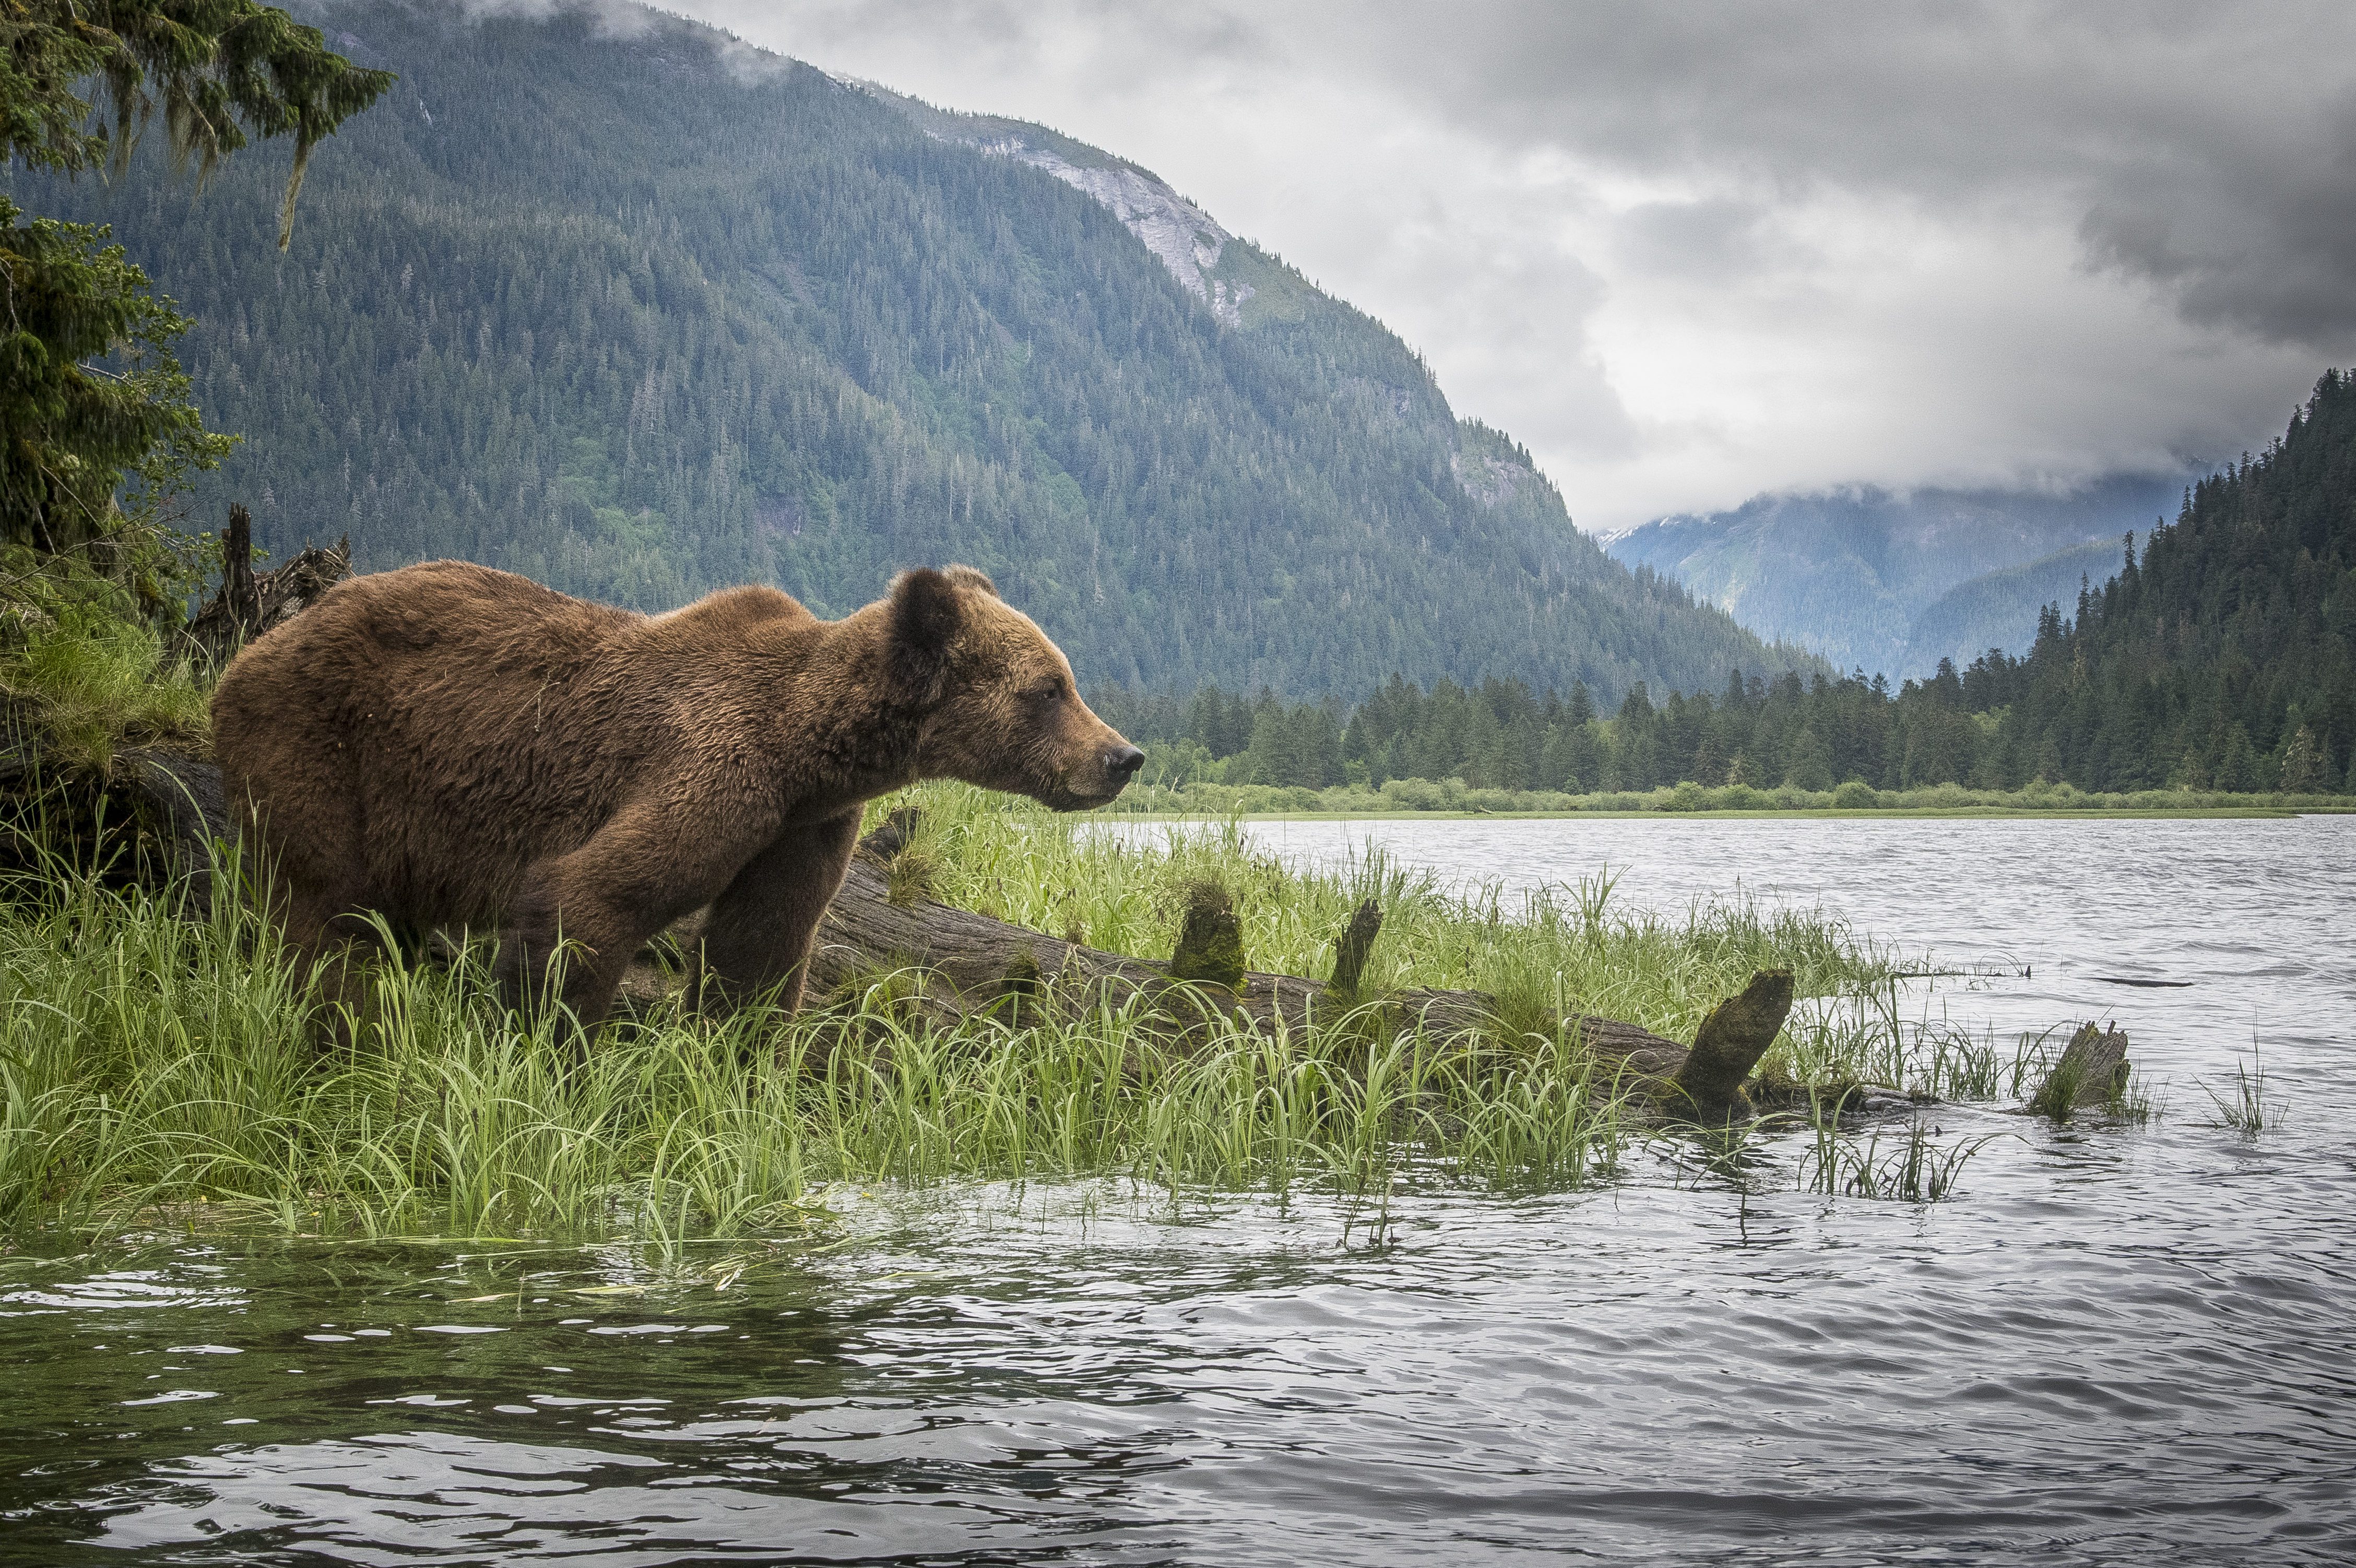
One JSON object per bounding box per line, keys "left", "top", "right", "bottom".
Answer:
{"left": 1326, "top": 899, "right": 1383, "bottom": 1001}
{"left": 1668, "top": 969, "right": 1796, "bottom": 1122}
{"left": 2030, "top": 1021, "right": 2132, "bottom": 1115}
{"left": 179, "top": 506, "right": 352, "bottom": 668}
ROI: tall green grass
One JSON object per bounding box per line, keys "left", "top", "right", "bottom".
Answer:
{"left": 0, "top": 784, "right": 1941, "bottom": 1239}
{"left": 897, "top": 782, "right": 1895, "bottom": 1045}
{"left": 0, "top": 602, "right": 211, "bottom": 774}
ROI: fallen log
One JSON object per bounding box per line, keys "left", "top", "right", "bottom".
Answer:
{"left": 96, "top": 754, "right": 1796, "bottom": 1110}
{"left": 768, "top": 824, "right": 1794, "bottom": 1107}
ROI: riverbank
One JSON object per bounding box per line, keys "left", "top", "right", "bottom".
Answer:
{"left": 13, "top": 807, "right": 2345, "bottom": 1567}
{"left": 1102, "top": 778, "right": 2354, "bottom": 817}
{"left": 0, "top": 783, "right": 1958, "bottom": 1242}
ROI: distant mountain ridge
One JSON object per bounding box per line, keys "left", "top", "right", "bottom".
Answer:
{"left": 7, "top": 0, "right": 1822, "bottom": 702}
{"left": 1606, "top": 474, "right": 2191, "bottom": 678}
{"left": 1903, "top": 536, "right": 2127, "bottom": 674}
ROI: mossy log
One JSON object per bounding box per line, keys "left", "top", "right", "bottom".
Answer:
{"left": 97, "top": 755, "right": 1795, "bottom": 1106}
{"left": 747, "top": 827, "right": 1793, "bottom": 1099}
{"left": 2029, "top": 1021, "right": 2133, "bottom": 1114}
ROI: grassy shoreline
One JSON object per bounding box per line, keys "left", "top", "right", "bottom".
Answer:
{"left": 0, "top": 783, "right": 2050, "bottom": 1240}
{"left": 1103, "top": 805, "right": 2348, "bottom": 822}
{"left": 1099, "top": 778, "right": 2353, "bottom": 819}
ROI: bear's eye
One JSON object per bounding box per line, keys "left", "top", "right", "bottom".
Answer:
{"left": 1022, "top": 681, "right": 1063, "bottom": 706}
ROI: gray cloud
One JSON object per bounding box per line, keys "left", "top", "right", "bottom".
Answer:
{"left": 1317, "top": 0, "right": 2356, "bottom": 349}
{"left": 664, "top": 0, "right": 2351, "bottom": 524}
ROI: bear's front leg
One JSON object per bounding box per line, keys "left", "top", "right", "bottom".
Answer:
{"left": 692, "top": 810, "right": 863, "bottom": 1016}
{"left": 499, "top": 801, "right": 762, "bottom": 1034}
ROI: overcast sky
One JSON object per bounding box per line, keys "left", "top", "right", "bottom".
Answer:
{"left": 666, "top": 0, "right": 2354, "bottom": 532}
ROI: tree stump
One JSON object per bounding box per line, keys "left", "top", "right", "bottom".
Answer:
{"left": 1668, "top": 968, "right": 1796, "bottom": 1122}
{"left": 2030, "top": 1021, "right": 2132, "bottom": 1115}
{"left": 179, "top": 507, "right": 352, "bottom": 668}
{"left": 1326, "top": 899, "right": 1383, "bottom": 1001}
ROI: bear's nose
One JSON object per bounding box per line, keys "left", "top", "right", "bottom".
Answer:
{"left": 1106, "top": 745, "right": 1145, "bottom": 778}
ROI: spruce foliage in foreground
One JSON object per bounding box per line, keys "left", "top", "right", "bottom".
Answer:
{"left": 8, "top": 0, "right": 1815, "bottom": 702}
{"left": 1102, "top": 373, "right": 2356, "bottom": 797}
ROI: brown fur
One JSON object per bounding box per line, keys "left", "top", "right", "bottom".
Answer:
{"left": 210, "top": 560, "right": 1140, "bottom": 1029}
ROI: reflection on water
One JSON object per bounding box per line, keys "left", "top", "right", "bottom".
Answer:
{"left": 4, "top": 818, "right": 2352, "bottom": 1565}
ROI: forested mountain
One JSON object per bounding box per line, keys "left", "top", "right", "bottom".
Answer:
{"left": 5, "top": 0, "right": 1817, "bottom": 702}
{"left": 1606, "top": 473, "right": 2187, "bottom": 679}
{"left": 1980, "top": 371, "right": 2356, "bottom": 791}
{"left": 1900, "top": 536, "right": 2122, "bottom": 678}
{"left": 1118, "top": 374, "right": 2356, "bottom": 795}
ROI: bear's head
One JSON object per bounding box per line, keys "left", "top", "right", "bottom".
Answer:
{"left": 888, "top": 565, "right": 1144, "bottom": 811}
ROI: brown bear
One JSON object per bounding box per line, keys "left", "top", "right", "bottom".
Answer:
{"left": 210, "top": 560, "right": 1141, "bottom": 1030}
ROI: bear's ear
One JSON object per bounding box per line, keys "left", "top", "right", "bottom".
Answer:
{"left": 887, "top": 567, "right": 963, "bottom": 702}
{"left": 941, "top": 564, "right": 998, "bottom": 599}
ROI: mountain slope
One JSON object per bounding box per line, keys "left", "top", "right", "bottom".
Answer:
{"left": 1902, "top": 537, "right": 2125, "bottom": 673}
{"left": 7, "top": 0, "right": 1818, "bottom": 702}
{"left": 1976, "top": 371, "right": 2356, "bottom": 791}
{"left": 1605, "top": 474, "right": 2186, "bottom": 678}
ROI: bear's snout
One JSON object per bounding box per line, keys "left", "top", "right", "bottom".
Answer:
{"left": 1057, "top": 739, "right": 1142, "bottom": 809}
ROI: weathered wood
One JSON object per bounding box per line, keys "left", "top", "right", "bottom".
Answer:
{"left": 2030, "top": 1021, "right": 2132, "bottom": 1114}
{"left": 1668, "top": 968, "right": 1795, "bottom": 1122}
{"left": 119, "top": 746, "right": 232, "bottom": 904}
{"left": 1326, "top": 899, "right": 1383, "bottom": 1001}
{"left": 774, "top": 827, "right": 1712, "bottom": 1084}
{"left": 177, "top": 511, "right": 352, "bottom": 669}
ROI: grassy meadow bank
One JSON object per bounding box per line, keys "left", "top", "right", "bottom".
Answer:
{"left": 0, "top": 781, "right": 2057, "bottom": 1243}
{"left": 1099, "top": 777, "right": 2354, "bottom": 818}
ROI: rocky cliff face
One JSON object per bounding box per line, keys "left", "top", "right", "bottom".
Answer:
{"left": 855, "top": 84, "right": 1254, "bottom": 324}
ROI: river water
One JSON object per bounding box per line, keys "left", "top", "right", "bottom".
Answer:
{"left": 4, "top": 817, "right": 2351, "bottom": 1565}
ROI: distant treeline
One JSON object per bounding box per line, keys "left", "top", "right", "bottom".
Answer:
{"left": 1098, "top": 643, "right": 2347, "bottom": 798}
{"left": 1097, "top": 372, "right": 2356, "bottom": 798}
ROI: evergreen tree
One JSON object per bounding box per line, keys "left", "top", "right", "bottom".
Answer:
{"left": 2, "top": 0, "right": 388, "bottom": 559}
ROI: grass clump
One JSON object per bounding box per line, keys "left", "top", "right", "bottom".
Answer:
{"left": 2203, "top": 1044, "right": 2280, "bottom": 1135}
{"left": 0, "top": 602, "right": 210, "bottom": 775}
{"left": 0, "top": 855, "right": 1640, "bottom": 1240}
{"left": 1797, "top": 1111, "right": 2001, "bottom": 1202}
